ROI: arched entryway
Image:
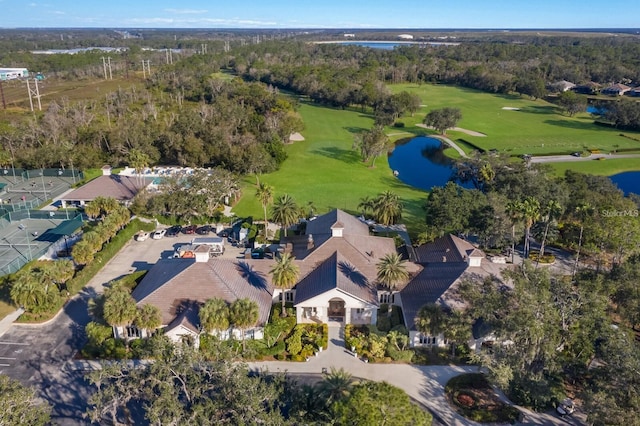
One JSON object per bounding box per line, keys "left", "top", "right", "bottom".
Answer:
{"left": 328, "top": 298, "right": 346, "bottom": 322}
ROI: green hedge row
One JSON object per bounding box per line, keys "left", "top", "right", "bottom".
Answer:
{"left": 18, "top": 219, "right": 154, "bottom": 323}
{"left": 66, "top": 218, "right": 154, "bottom": 295}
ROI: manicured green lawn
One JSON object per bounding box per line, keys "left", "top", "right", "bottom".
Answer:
{"left": 548, "top": 157, "right": 640, "bottom": 177}
{"left": 389, "top": 84, "right": 640, "bottom": 157}
{"left": 232, "top": 102, "right": 428, "bottom": 236}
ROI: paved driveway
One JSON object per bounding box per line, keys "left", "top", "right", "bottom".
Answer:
{"left": 0, "top": 229, "right": 247, "bottom": 424}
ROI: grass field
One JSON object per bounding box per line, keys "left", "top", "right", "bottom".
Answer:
{"left": 231, "top": 102, "right": 428, "bottom": 236}
{"left": 388, "top": 84, "right": 640, "bottom": 157}
{"left": 548, "top": 157, "right": 640, "bottom": 177}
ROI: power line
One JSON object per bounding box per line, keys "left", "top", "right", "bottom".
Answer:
{"left": 26, "top": 79, "right": 42, "bottom": 112}
{"left": 0, "top": 80, "right": 6, "bottom": 110}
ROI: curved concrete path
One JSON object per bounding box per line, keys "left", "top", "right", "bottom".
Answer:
{"left": 248, "top": 326, "right": 575, "bottom": 426}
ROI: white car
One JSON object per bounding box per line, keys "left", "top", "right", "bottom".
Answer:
{"left": 152, "top": 229, "right": 167, "bottom": 240}
{"left": 135, "top": 231, "right": 149, "bottom": 242}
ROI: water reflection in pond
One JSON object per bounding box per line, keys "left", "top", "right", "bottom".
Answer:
{"left": 387, "top": 136, "right": 460, "bottom": 191}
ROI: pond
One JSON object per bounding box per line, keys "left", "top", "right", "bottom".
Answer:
{"left": 610, "top": 171, "right": 640, "bottom": 196}
{"left": 387, "top": 137, "right": 462, "bottom": 191}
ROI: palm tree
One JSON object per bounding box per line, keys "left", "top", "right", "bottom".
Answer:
{"left": 199, "top": 298, "right": 230, "bottom": 337}
{"left": 415, "top": 303, "right": 445, "bottom": 348}
{"left": 270, "top": 252, "right": 300, "bottom": 317}
{"left": 10, "top": 273, "right": 46, "bottom": 312}
{"left": 318, "top": 367, "right": 354, "bottom": 406}
{"left": 103, "top": 285, "right": 138, "bottom": 338}
{"left": 84, "top": 201, "right": 102, "bottom": 221}
{"left": 128, "top": 148, "right": 150, "bottom": 186}
{"left": 376, "top": 253, "right": 409, "bottom": 291}
{"left": 229, "top": 298, "right": 259, "bottom": 351}
{"left": 572, "top": 203, "right": 593, "bottom": 277}
{"left": 505, "top": 200, "right": 523, "bottom": 264}
{"left": 358, "top": 196, "right": 374, "bottom": 218}
{"left": 538, "top": 200, "right": 563, "bottom": 261}
{"left": 135, "top": 304, "right": 162, "bottom": 337}
{"left": 71, "top": 240, "right": 95, "bottom": 265}
{"left": 372, "top": 191, "right": 402, "bottom": 226}
{"left": 271, "top": 194, "right": 299, "bottom": 237}
{"left": 520, "top": 196, "right": 541, "bottom": 259}
{"left": 255, "top": 182, "right": 274, "bottom": 238}
{"left": 442, "top": 310, "right": 472, "bottom": 356}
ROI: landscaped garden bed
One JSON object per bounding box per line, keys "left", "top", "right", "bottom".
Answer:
{"left": 445, "top": 373, "right": 521, "bottom": 423}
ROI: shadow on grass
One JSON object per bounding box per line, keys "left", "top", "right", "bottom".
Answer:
{"left": 543, "top": 119, "right": 614, "bottom": 132}
{"left": 343, "top": 126, "right": 369, "bottom": 135}
{"left": 520, "top": 105, "right": 560, "bottom": 115}
{"left": 311, "top": 147, "right": 362, "bottom": 165}
{"left": 0, "top": 276, "right": 17, "bottom": 318}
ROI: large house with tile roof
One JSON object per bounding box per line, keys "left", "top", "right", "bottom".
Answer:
{"left": 60, "top": 167, "right": 152, "bottom": 208}
{"left": 121, "top": 209, "right": 505, "bottom": 348}
{"left": 398, "top": 234, "right": 506, "bottom": 347}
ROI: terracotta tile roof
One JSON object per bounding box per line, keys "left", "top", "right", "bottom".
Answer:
{"left": 413, "top": 234, "right": 484, "bottom": 263}
{"left": 401, "top": 235, "right": 504, "bottom": 331}
{"left": 294, "top": 251, "right": 378, "bottom": 305}
{"left": 306, "top": 209, "right": 370, "bottom": 237}
{"left": 61, "top": 175, "right": 152, "bottom": 202}
{"left": 132, "top": 258, "right": 274, "bottom": 331}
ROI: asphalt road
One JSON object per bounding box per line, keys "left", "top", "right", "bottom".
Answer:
{"left": 0, "top": 229, "right": 242, "bottom": 425}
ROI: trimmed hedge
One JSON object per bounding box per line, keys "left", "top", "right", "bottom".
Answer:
{"left": 67, "top": 218, "right": 154, "bottom": 294}
{"left": 18, "top": 219, "right": 154, "bottom": 323}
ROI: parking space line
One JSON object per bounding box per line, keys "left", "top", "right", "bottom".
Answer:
{"left": 0, "top": 357, "right": 17, "bottom": 360}
{"left": 0, "top": 341, "right": 29, "bottom": 345}
{"left": 0, "top": 363, "right": 9, "bottom": 367}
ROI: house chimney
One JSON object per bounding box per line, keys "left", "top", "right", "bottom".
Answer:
{"left": 442, "top": 255, "right": 447, "bottom": 263}
{"left": 307, "top": 233, "right": 314, "bottom": 250}
{"left": 194, "top": 245, "right": 210, "bottom": 263}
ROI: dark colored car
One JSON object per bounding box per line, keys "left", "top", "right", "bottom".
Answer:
{"left": 196, "top": 225, "right": 211, "bottom": 235}
{"left": 182, "top": 225, "right": 197, "bottom": 234}
{"left": 166, "top": 225, "right": 182, "bottom": 237}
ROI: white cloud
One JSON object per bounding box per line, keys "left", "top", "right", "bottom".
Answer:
{"left": 164, "top": 8, "right": 208, "bottom": 15}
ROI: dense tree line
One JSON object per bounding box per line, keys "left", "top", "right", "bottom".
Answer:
{"left": 87, "top": 341, "right": 432, "bottom": 425}
{"left": 0, "top": 77, "right": 302, "bottom": 173}
{"left": 423, "top": 155, "right": 640, "bottom": 266}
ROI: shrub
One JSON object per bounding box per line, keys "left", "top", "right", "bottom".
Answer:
{"left": 85, "top": 321, "right": 113, "bottom": 346}
{"left": 285, "top": 326, "right": 304, "bottom": 356}
{"left": 377, "top": 315, "right": 391, "bottom": 332}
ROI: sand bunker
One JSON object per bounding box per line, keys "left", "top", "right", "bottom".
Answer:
{"left": 502, "top": 107, "right": 520, "bottom": 111}
{"left": 289, "top": 132, "right": 305, "bottom": 142}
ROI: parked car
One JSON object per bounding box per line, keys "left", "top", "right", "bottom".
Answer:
{"left": 135, "top": 231, "right": 149, "bottom": 242}
{"left": 556, "top": 398, "right": 575, "bottom": 417}
{"left": 196, "top": 225, "right": 211, "bottom": 235}
{"left": 182, "top": 225, "right": 197, "bottom": 234}
{"left": 152, "top": 229, "right": 167, "bottom": 240}
{"left": 166, "top": 225, "right": 181, "bottom": 237}
{"left": 571, "top": 151, "right": 581, "bottom": 157}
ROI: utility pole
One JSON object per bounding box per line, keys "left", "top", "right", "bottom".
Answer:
{"left": 26, "top": 79, "right": 42, "bottom": 112}
{"left": 141, "top": 60, "right": 151, "bottom": 78}
{"left": 101, "top": 57, "right": 108, "bottom": 80}
{"left": 0, "top": 80, "right": 6, "bottom": 110}
{"left": 107, "top": 57, "right": 113, "bottom": 79}
{"left": 165, "top": 48, "right": 173, "bottom": 64}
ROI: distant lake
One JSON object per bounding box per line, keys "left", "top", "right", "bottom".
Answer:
{"left": 610, "top": 171, "right": 640, "bottom": 195}
{"left": 332, "top": 41, "right": 460, "bottom": 50}
{"left": 387, "top": 136, "right": 463, "bottom": 191}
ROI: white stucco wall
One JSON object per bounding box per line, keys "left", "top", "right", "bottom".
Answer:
{"left": 295, "top": 288, "right": 377, "bottom": 324}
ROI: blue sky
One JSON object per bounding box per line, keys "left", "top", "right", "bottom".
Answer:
{"left": 0, "top": 0, "right": 637, "bottom": 29}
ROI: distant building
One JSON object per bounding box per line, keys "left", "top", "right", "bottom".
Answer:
{"left": 397, "top": 34, "right": 414, "bottom": 40}
{"left": 549, "top": 80, "right": 576, "bottom": 93}
{"left": 628, "top": 87, "right": 640, "bottom": 97}
{"left": 572, "top": 82, "right": 601, "bottom": 95}
{"left": 343, "top": 33, "right": 355, "bottom": 38}
{"left": 0, "top": 68, "right": 29, "bottom": 80}
{"left": 601, "top": 83, "right": 631, "bottom": 96}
